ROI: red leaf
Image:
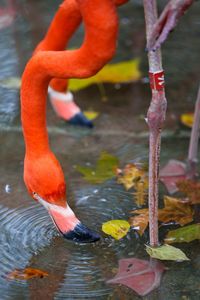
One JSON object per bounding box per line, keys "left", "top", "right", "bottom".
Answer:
{"left": 107, "top": 258, "right": 165, "bottom": 296}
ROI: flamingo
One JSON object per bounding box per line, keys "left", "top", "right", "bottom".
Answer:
{"left": 21, "top": 0, "right": 128, "bottom": 243}
{"left": 34, "top": 0, "right": 128, "bottom": 128}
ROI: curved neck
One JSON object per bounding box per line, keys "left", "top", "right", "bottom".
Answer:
{"left": 34, "top": 0, "right": 81, "bottom": 53}
{"left": 21, "top": 0, "right": 118, "bottom": 158}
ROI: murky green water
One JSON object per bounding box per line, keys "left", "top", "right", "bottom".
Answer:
{"left": 1, "top": 0, "right": 200, "bottom": 299}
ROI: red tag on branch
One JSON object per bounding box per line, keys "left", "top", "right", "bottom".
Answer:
{"left": 149, "top": 70, "right": 165, "bottom": 91}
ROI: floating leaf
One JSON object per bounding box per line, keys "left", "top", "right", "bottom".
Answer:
{"left": 0, "top": 77, "right": 21, "bottom": 89}
{"left": 180, "top": 113, "right": 194, "bottom": 128}
{"left": 68, "top": 59, "right": 141, "bottom": 91}
{"left": 83, "top": 111, "right": 99, "bottom": 121}
{"left": 107, "top": 258, "right": 165, "bottom": 296}
{"left": 146, "top": 244, "right": 189, "bottom": 261}
{"left": 160, "top": 160, "right": 187, "bottom": 194}
{"left": 130, "top": 196, "right": 193, "bottom": 236}
{"left": 102, "top": 220, "right": 130, "bottom": 240}
{"left": 117, "top": 163, "right": 148, "bottom": 206}
{"left": 158, "top": 196, "right": 194, "bottom": 226}
{"left": 177, "top": 180, "right": 200, "bottom": 204}
{"left": 165, "top": 224, "right": 200, "bottom": 244}
{"left": 76, "top": 151, "right": 119, "bottom": 184}
{"left": 7, "top": 268, "right": 49, "bottom": 280}
{"left": 129, "top": 208, "right": 149, "bottom": 236}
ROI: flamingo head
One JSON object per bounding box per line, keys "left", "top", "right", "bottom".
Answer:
{"left": 24, "top": 151, "right": 100, "bottom": 243}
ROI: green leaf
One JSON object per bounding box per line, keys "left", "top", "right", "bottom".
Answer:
{"left": 76, "top": 151, "right": 119, "bottom": 184}
{"left": 68, "top": 59, "right": 141, "bottom": 91}
{"left": 102, "top": 220, "right": 130, "bottom": 240}
{"left": 146, "top": 244, "right": 190, "bottom": 261}
{"left": 165, "top": 224, "right": 200, "bottom": 244}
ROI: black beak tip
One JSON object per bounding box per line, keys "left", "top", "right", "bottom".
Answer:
{"left": 62, "top": 223, "right": 100, "bottom": 243}
{"left": 68, "top": 112, "right": 94, "bottom": 128}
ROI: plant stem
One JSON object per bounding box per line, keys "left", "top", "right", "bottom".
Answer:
{"left": 187, "top": 83, "right": 200, "bottom": 178}
{"left": 143, "top": 0, "right": 167, "bottom": 247}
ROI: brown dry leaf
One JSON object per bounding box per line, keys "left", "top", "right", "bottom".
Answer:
{"left": 129, "top": 195, "right": 193, "bottom": 236}
{"left": 158, "top": 196, "right": 194, "bottom": 226}
{"left": 134, "top": 179, "right": 148, "bottom": 207}
{"left": 117, "top": 164, "right": 148, "bottom": 206}
{"left": 177, "top": 180, "right": 200, "bottom": 204}
{"left": 129, "top": 209, "right": 149, "bottom": 236}
{"left": 7, "top": 268, "right": 49, "bottom": 280}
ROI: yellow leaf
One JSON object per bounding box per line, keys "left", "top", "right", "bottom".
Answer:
{"left": 7, "top": 268, "right": 49, "bottom": 280}
{"left": 180, "top": 113, "right": 194, "bottom": 128}
{"left": 83, "top": 111, "right": 99, "bottom": 121}
{"left": 68, "top": 59, "right": 141, "bottom": 91}
{"left": 102, "top": 220, "right": 130, "bottom": 240}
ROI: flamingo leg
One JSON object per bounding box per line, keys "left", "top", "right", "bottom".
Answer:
{"left": 143, "top": 0, "right": 167, "bottom": 247}
{"left": 147, "top": 0, "right": 194, "bottom": 51}
{"left": 187, "top": 84, "right": 200, "bottom": 178}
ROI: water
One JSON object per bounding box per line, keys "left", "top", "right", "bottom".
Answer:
{"left": 1, "top": 0, "right": 200, "bottom": 299}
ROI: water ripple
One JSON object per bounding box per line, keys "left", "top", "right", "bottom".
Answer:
{"left": 0, "top": 204, "right": 57, "bottom": 299}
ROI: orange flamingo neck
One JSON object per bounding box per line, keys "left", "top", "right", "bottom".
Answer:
{"left": 21, "top": 0, "right": 118, "bottom": 159}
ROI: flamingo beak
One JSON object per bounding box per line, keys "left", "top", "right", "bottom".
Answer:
{"left": 62, "top": 222, "right": 100, "bottom": 243}
{"left": 33, "top": 193, "right": 100, "bottom": 243}
{"left": 49, "top": 211, "right": 100, "bottom": 243}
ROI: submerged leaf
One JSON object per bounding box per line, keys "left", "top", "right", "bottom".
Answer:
{"left": 158, "top": 196, "right": 194, "bottom": 226}
{"left": 129, "top": 196, "right": 193, "bottom": 236}
{"left": 129, "top": 208, "right": 149, "bottom": 236}
{"left": 146, "top": 244, "right": 190, "bottom": 261}
{"left": 165, "top": 224, "right": 200, "bottom": 244}
{"left": 107, "top": 257, "right": 165, "bottom": 296}
{"left": 102, "top": 220, "right": 130, "bottom": 240}
{"left": 7, "top": 268, "right": 49, "bottom": 280}
{"left": 177, "top": 180, "right": 200, "bottom": 204}
{"left": 117, "top": 163, "right": 148, "bottom": 206}
{"left": 68, "top": 59, "right": 141, "bottom": 91}
{"left": 76, "top": 151, "right": 119, "bottom": 184}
